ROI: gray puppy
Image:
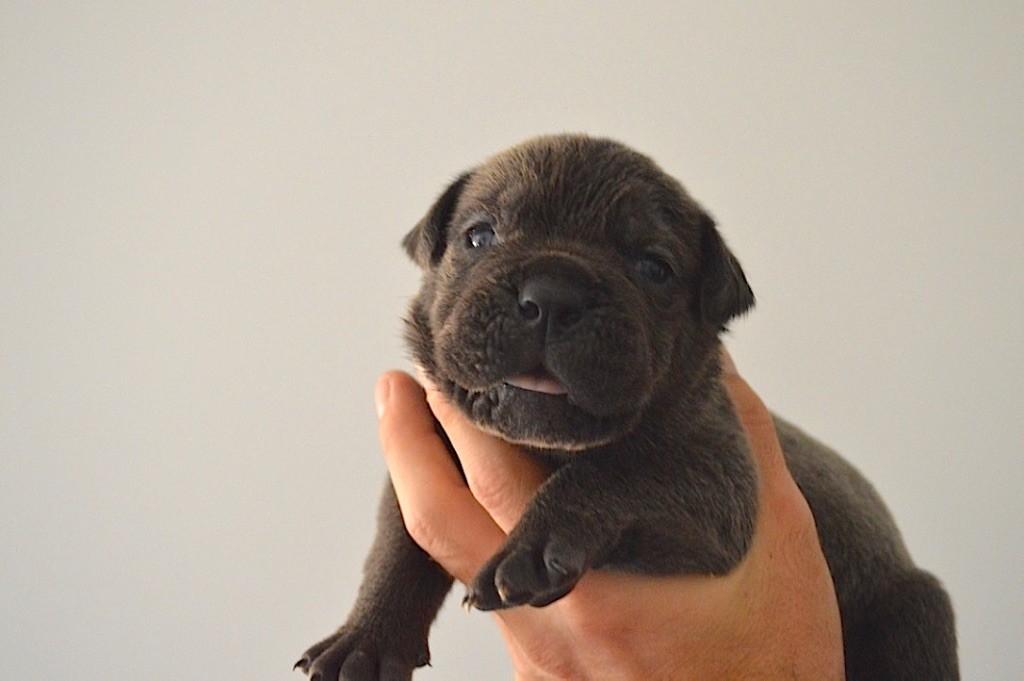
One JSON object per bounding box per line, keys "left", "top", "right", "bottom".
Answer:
{"left": 297, "top": 135, "right": 957, "bottom": 680}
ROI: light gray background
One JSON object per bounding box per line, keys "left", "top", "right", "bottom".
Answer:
{"left": 2, "top": 3, "right": 1021, "bottom": 680}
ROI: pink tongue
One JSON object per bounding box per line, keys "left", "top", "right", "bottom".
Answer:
{"left": 505, "top": 372, "right": 568, "bottom": 395}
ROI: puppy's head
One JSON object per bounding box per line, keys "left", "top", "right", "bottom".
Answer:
{"left": 404, "top": 135, "right": 753, "bottom": 449}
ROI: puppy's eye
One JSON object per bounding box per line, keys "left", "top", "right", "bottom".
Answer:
{"left": 635, "top": 255, "right": 673, "bottom": 284}
{"left": 465, "top": 222, "right": 497, "bottom": 249}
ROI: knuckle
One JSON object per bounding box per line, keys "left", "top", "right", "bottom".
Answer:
{"left": 402, "top": 505, "right": 448, "bottom": 556}
{"left": 723, "top": 375, "right": 773, "bottom": 431}
{"left": 401, "top": 492, "right": 472, "bottom": 569}
{"left": 467, "top": 467, "right": 519, "bottom": 513}
{"left": 770, "top": 484, "right": 821, "bottom": 547}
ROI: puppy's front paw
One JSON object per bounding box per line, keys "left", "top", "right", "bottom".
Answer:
{"left": 465, "top": 534, "right": 588, "bottom": 611}
{"left": 295, "top": 624, "right": 428, "bottom": 681}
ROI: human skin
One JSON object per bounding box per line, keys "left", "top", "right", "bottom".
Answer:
{"left": 373, "top": 350, "right": 846, "bottom": 680}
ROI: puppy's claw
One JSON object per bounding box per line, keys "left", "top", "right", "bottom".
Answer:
{"left": 463, "top": 584, "right": 505, "bottom": 611}
{"left": 496, "top": 582, "right": 512, "bottom": 605}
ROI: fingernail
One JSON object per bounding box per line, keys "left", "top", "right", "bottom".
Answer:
{"left": 720, "top": 347, "right": 738, "bottom": 376}
{"left": 375, "top": 375, "right": 391, "bottom": 419}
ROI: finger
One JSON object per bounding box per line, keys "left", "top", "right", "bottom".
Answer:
{"left": 719, "top": 348, "right": 790, "bottom": 486}
{"left": 417, "top": 370, "right": 548, "bottom": 533}
{"left": 719, "top": 349, "right": 818, "bottom": 533}
{"left": 376, "top": 371, "right": 504, "bottom": 583}
{"left": 719, "top": 353, "right": 844, "bottom": 675}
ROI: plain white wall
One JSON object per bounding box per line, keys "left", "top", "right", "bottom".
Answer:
{"left": 2, "top": 3, "right": 1020, "bottom": 679}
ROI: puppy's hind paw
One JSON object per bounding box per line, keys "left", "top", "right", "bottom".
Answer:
{"left": 295, "top": 625, "right": 427, "bottom": 681}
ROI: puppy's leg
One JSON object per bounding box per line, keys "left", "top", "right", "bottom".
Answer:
{"left": 296, "top": 478, "right": 453, "bottom": 681}
{"left": 844, "top": 569, "right": 958, "bottom": 681}
{"left": 465, "top": 449, "right": 755, "bottom": 611}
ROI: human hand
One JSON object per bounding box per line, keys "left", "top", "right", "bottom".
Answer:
{"left": 374, "top": 350, "right": 845, "bottom": 680}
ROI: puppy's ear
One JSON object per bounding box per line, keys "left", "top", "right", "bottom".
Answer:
{"left": 697, "top": 212, "right": 755, "bottom": 329}
{"left": 403, "top": 172, "right": 473, "bottom": 268}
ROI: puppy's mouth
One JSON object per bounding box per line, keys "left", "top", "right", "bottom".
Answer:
{"left": 503, "top": 367, "right": 568, "bottom": 396}
{"left": 438, "top": 354, "right": 648, "bottom": 451}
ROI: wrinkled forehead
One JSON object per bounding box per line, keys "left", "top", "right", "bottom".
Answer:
{"left": 458, "top": 137, "right": 705, "bottom": 252}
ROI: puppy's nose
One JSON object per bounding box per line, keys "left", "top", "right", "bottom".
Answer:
{"left": 518, "top": 273, "right": 588, "bottom": 336}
